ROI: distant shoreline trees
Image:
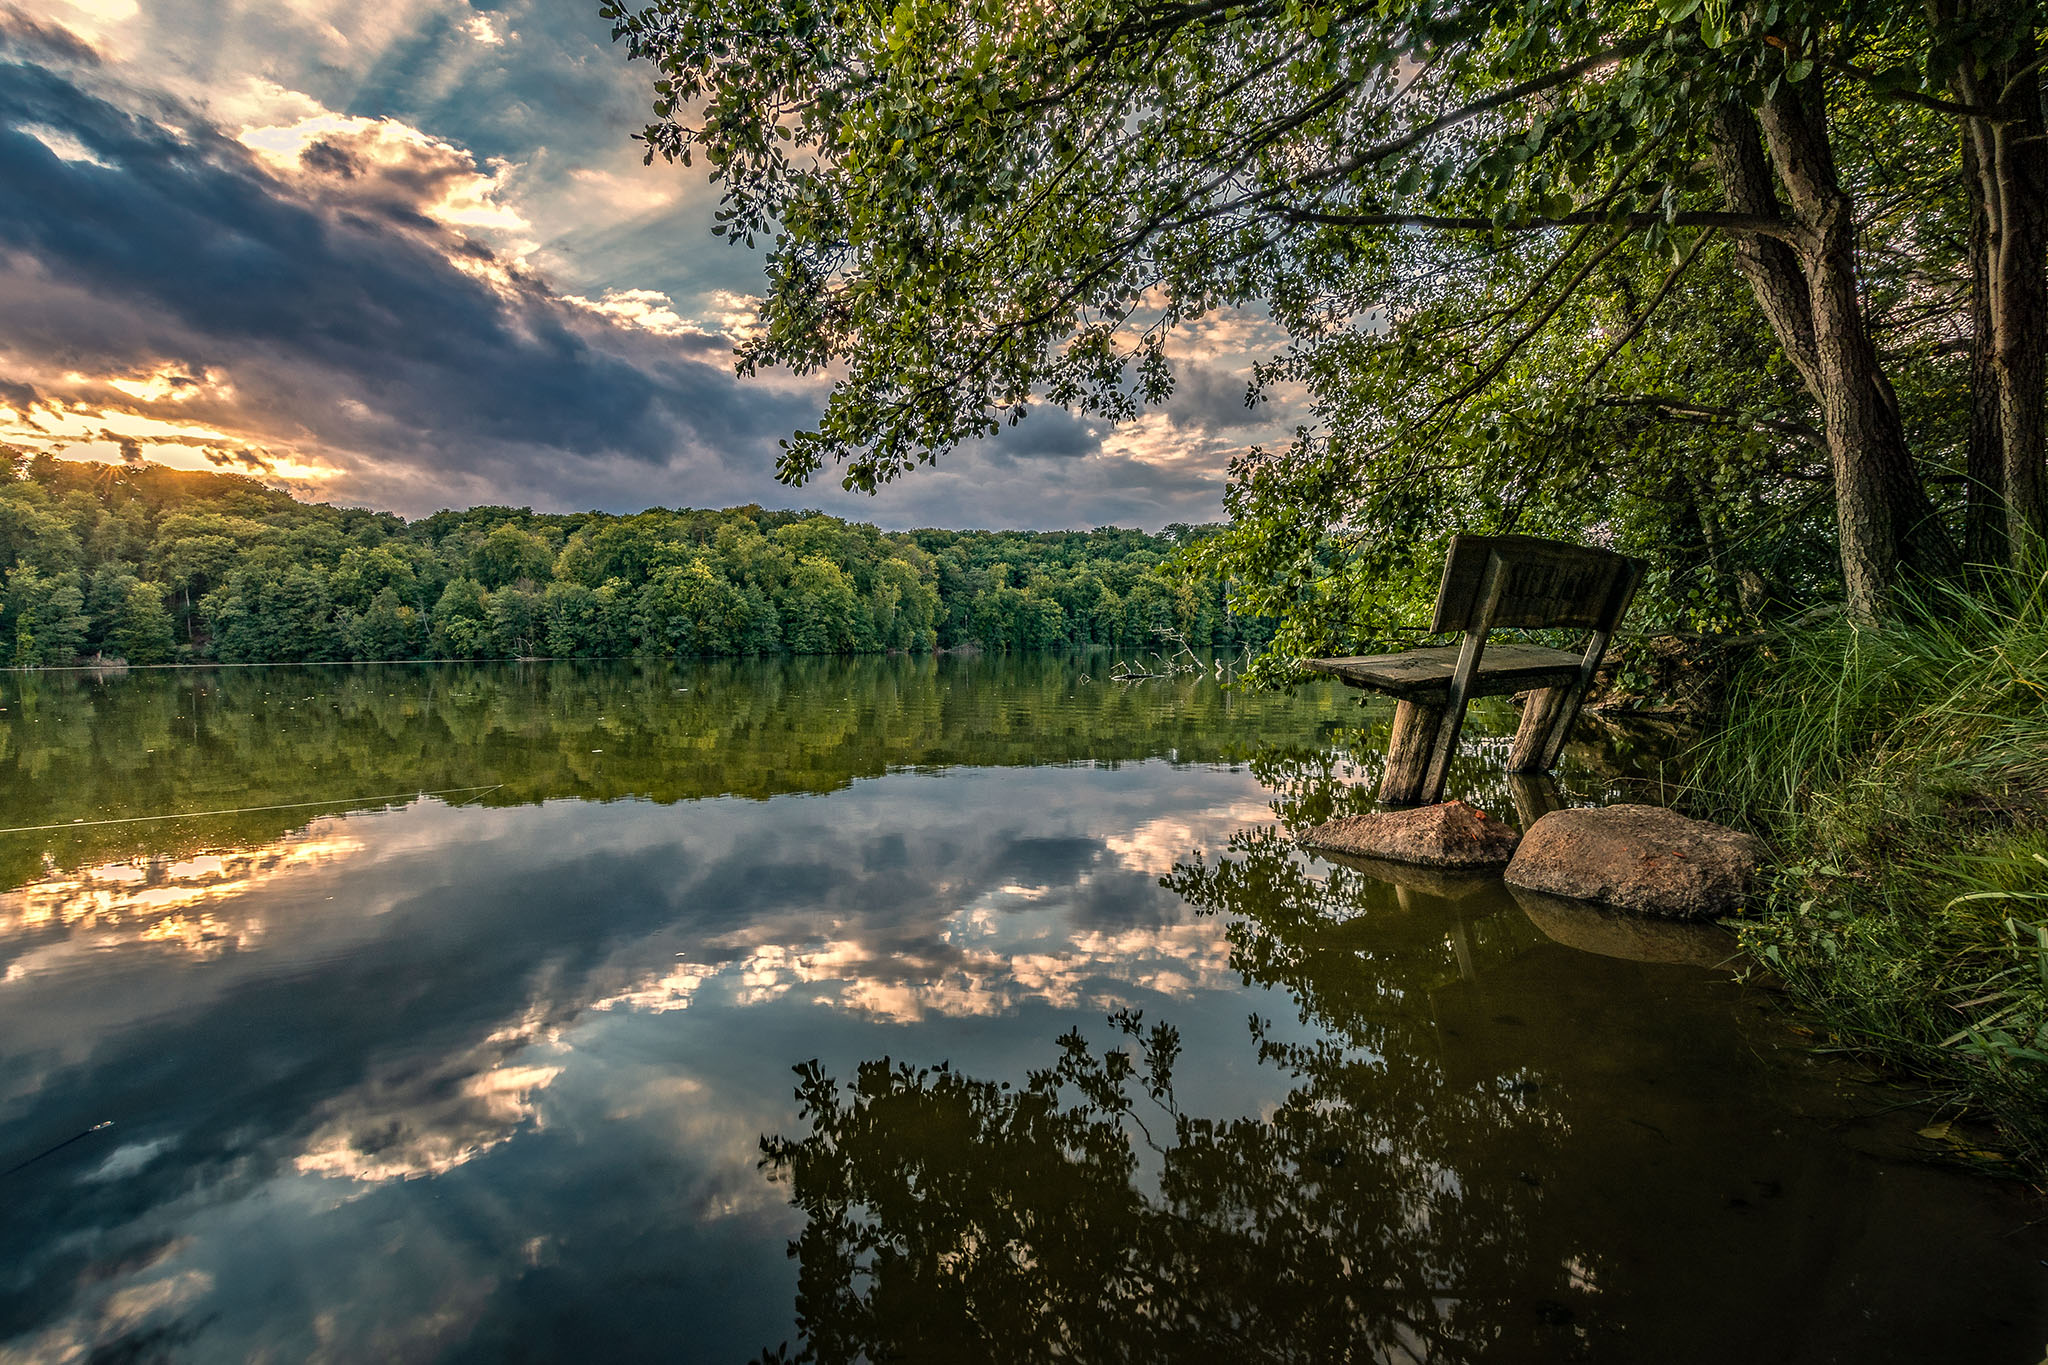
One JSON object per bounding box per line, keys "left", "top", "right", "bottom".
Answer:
{"left": 0, "top": 454, "right": 1270, "bottom": 667}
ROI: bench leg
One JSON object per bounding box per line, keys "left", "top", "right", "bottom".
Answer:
{"left": 1508, "top": 685, "right": 1576, "bottom": 773}
{"left": 1379, "top": 700, "right": 1446, "bottom": 805}
{"left": 1506, "top": 771, "right": 1565, "bottom": 828}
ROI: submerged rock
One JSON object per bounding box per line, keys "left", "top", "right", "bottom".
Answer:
{"left": 1301, "top": 800, "right": 1521, "bottom": 869}
{"left": 1512, "top": 885, "right": 1745, "bottom": 967}
{"left": 1505, "top": 804, "right": 1763, "bottom": 920}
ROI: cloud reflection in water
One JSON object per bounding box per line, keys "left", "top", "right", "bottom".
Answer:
{"left": 0, "top": 759, "right": 1283, "bottom": 1363}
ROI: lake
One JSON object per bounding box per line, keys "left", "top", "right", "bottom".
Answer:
{"left": 2, "top": 655, "right": 2043, "bottom": 1363}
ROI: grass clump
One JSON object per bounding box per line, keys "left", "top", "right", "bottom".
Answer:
{"left": 1692, "top": 560, "right": 2048, "bottom": 1176}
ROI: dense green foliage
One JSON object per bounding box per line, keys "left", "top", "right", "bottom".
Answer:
{"left": 1694, "top": 562, "right": 2048, "bottom": 1171}
{"left": 0, "top": 454, "right": 1269, "bottom": 666}
{"left": 610, "top": 0, "right": 2046, "bottom": 635}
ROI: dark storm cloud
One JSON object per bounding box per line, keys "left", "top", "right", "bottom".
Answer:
{"left": 0, "top": 59, "right": 816, "bottom": 496}
{"left": 975, "top": 407, "right": 1099, "bottom": 463}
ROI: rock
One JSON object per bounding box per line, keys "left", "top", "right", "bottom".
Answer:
{"left": 1504, "top": 804, "right": 1764, "bottom": 920}
{"left": 1315, "top": 849, "right": 1500, "bottom": 901}
{"left": 1301, "top": 800, "right": 1521, "bottom": 869}
{"left": 1511, "top": 885, "right": 1745, "bottom": 967}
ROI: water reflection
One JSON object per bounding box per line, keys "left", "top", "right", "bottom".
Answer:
{"left": 0, "top": 654, "right": 1654, "bottom": 891}
{"left": 0, "top": 661, "right": 2039, "bottom": 1363}
{"left": 3, "top": 658, "right": 1374, "bottom": 1364}
{"left": 755, "top": 757, "right": 2048, "bottom": 1365}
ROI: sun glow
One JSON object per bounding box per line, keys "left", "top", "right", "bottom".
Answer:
{"left": 0, "top": 376, "right": 342, "bottom": 483}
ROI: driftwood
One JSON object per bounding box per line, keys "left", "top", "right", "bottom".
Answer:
{"left": 1108, "top": 629, "right": 1242, "bottom": 683}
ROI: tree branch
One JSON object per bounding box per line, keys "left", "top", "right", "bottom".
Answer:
{"left": 1289, "top": 33, "right": 1665, "bottom": 190}
{"left": 1581, "top": 229, "right": 1711, "bottom": 387}
{"left": 1596, "top": 395, "right": 1824, "bottom": 446}
{"left": 1278, "top": 207, "right": 1799, "bottom": 239}
{"left": 1823, "top": 56, "right": 2002, "bottom": 119}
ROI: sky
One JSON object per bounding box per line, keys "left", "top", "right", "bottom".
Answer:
{"left": 0, "top": 0, "right": 1292, "bottom": 529}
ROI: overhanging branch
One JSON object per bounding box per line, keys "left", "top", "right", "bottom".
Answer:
{"left": 1279, "top": 207, "right": 1800, "bottom": 241}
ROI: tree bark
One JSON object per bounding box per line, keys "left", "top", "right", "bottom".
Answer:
{"left": 1952, "top": 10, "right": 2048, "bottom": 557}
{"left": 1964, "top": 132, "right": 2009, "bottom": 567}
{"left": 1712, "top": 91, "right": 1958, "bottom": 619}
{"left": 1709, "top": 103, "right": 1825, "bottom": 395}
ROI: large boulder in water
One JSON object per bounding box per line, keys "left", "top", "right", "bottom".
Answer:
{"left": 1301, "top": 800, "right": 1521, "bottom": 869}
{"left": 1505, "top": 804, "right": 1764, "bottom": 921}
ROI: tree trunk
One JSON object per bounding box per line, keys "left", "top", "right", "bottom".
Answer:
{"left": 1709, "top": 103, "right": 1825, "bottom": 394}
{"left": 1964, "top": 132, "right": 2008, "bottom": 567}
{"left": 1961, "top": 18, "right": 2048, "bottom": 556}
{"left": 1712, "top": 91, "right": 1957, "bottom": 620}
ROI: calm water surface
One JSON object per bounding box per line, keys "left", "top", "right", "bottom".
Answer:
{"left": 1, "top": 656, "right": 2043, "bottom": 1363}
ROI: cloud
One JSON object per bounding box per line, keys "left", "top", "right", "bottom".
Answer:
{"left": 18, "top": 117, "right": 107, "bottom": 164}
{"left": 976, "top": 407, "right": 1101, "bottom": 463}
{"left": 461, "top": 11, "right": 507, "bottom": 46}
{"left": 0, "top": 61, "right": 827, "bottom": 507}
{"left": 1167, "top": 361, "right": 1266, "bottom": 430}
{"left": 0, "top": 1, "right": 1276, "bottom": 528}
{"left": 0, "top": 5, "right": 101, "bottom": 65}
{"left": 237, "top": 107, "right": 534, "bottom": 245}
{"left": 563, "top": 287, "right": 703, "bottom": 338}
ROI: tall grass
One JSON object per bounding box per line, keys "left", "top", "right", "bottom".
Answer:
{"left": 1692, "top": 559, "right": 2048, "bottom": 1174}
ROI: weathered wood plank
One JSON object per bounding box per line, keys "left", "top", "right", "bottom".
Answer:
{"left": 1508, "top": 684, "right": 1575, "bottom": 771}
{"left": 1378, "top": 699, "right": 1445, "bottom": 805}
{"left": 1307, "top": 534, "right": 1642, "bottom": 806}
{"left": 1432, "top": 534, "right": 1635, "bottom": 633}
{"left": 1304, "top": 643, "right": 1583, "bottom": 701}
{"left": 1506, "top": 771, "right": 1567, "bottom": 827}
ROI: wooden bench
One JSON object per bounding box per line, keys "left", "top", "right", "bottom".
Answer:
{"left": 1305, "top": 534, "right": 1643, "bottom": 807}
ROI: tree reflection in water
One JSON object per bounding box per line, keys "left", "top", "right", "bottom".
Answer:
{"left": 753, "top": 752, "right": 1597, "bottom": 1364}
{"left": 750, "top": 746, "right": 2048, "bottom": 1364}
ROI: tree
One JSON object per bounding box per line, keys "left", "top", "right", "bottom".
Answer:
{"left": 782, "top": 554, "right": 863, "bottom": 653}
{"left": 486, "top": 586, "right": 545, "bottom": 656}
{"left": 430, "top": 577, "right": 493, "bottom": 657}
{"left": 2, "top": 454, "right": 1221, "bottom": 663}
{"left": 342, "top": 586, "right": 420, "bottom": 661}
{"left": 470, "top": 522, "right": 557, "bottom": 590}
{"left": 5, "top": 566, "right": 88, "bottom": 666}
{"left": 544, "top": 580, "right": 602, "bottom": 657}
{"left": 608, "top": 0, "right": 2048, "bottom": 624}
{"left": 108, "top": 580, "right": 176, "bottom": 664}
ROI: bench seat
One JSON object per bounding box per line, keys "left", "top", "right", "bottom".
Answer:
{"left": 1304, "top": 642, "right": 1584, "bottom": 702}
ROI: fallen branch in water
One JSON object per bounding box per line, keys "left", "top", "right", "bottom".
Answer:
{"left": 1109, "top": 629, "right": 1204, "bottom": 682}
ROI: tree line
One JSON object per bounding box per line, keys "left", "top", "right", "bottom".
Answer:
{"left": 0, "top": 454, "right": 1271, "bottom": 667}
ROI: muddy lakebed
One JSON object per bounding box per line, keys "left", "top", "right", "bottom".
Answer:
{"left": 2, "top": 654, "right": 2043, "bottom": 1362}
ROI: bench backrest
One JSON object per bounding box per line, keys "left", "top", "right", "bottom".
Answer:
{"left": 1430, "top": 534, "right": 1640, "bottom": 635}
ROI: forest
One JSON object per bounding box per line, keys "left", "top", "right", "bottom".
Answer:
{"left": 0, "top": 453, "right": 1267, "bottom": 667}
